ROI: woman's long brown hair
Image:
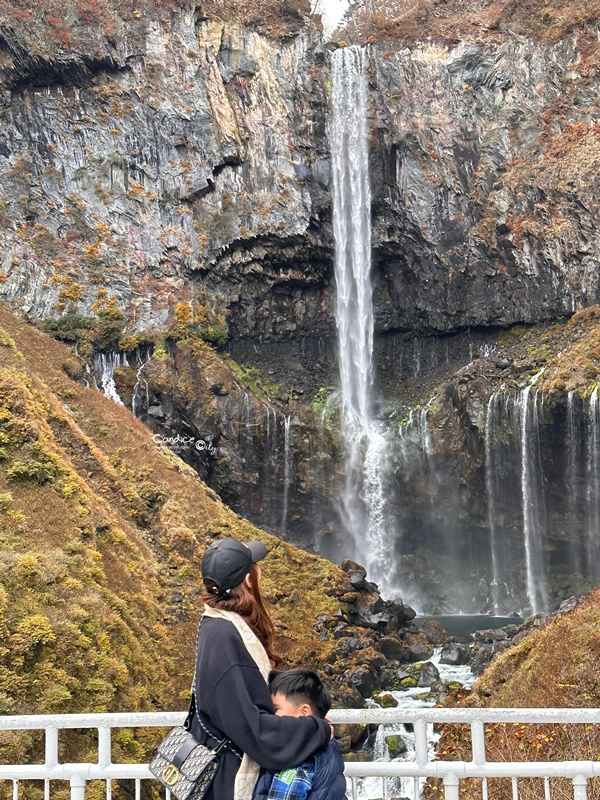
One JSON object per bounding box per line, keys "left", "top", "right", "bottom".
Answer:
{"left": 203, "top": 563, "right": 283, "bottom": 667}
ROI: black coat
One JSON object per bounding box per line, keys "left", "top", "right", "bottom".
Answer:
{"left": 189, "top": 616, "right": 331, "bottom": 800}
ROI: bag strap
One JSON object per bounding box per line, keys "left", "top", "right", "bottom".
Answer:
{"left": 183, "top": 693, "right": 196, "bottom": 732}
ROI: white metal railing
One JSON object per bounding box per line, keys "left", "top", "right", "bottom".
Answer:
{"left": 1, "top": 708, "right": 600, "bottom": 800}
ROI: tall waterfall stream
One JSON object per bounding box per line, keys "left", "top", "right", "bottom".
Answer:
{"left": 330, "top": 46, "right": 396, "bottom": 595}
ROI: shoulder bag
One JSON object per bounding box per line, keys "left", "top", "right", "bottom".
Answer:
{"left": 149, "top": 692, "right": 230, "bottom": 800}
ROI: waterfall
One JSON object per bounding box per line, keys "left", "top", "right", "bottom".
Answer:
{"left": 94, "top": 352, "right": 126, "bottom": 406}
{"left": 331, "top": 46, "right": 373, "bottom": 430}
{"left": 586, "top": 386, "right": 600, "bottom": 580}
{"left": 264, "top": 403, "right": 274, "bottom": 496}
{"left": 484, "top": 392, "right": 501, "bottom": 613}
{"left": 398, "top": 407, "right": 433, "bottom": 465}
{"left": 413, "top": 338, "right": 422, "bottom": 378}
{"left": 282, "top": 414, "right": 292, "bottom": 535}
{"left": 330, "top": 46, "right": 393, "bottom": 591}
{"left": 132, "top": 351, "right": 152, "bottom": 417}
{"left": 482, "top": 380, "right": 600, "bottom": 614}
{"left": 566, "top": 391, "right": 585, "bottom": 576}
{"left": 483, "top": 381, "right": 549, "bottom": 615}
{"left": 519, "top": 382, "right": 548, "bottom": 614}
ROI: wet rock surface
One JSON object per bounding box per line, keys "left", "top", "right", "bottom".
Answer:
{"left": 311, "top": 559, "right": 443, "bottom": 706}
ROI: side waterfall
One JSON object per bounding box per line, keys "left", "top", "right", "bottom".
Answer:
{"left": 93, "top": 352, "right": 126, "bottom": 406}
{"left": 484, "top": 378, "right": 600, "bottom": 615}
{"left": 586, "top": 386, "right": 600, "bottom": 576}
{"left": 519, "top": 377, "right": 548, "bottom": 614}
{"left": 484, "top": 385, "right": 548, "bottom": 615}
{"left": 484, "top": 392, "right": 502, "bottom": 614}
{"left": 282, "top": 414, "right": 292, "bottom": 535}
{"left": 330, "top": 47, "right": 394, "bottom": 591}
{"left": 566, "top": 391, "right": 585, "bottom": 576}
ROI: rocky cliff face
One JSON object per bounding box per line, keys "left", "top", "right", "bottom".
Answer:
{"left": 2, "top": 4, "right": 600, "bottom": 614}
{"left": 0, "top": 10, "right": 333, "bottom": 355}
{"left": 369, "top": 36, "right": 600, "bottom": 341}
{"left": 2, "top": 9, "right": 599, "bottom": 379}
{"left": 381, "top": 308, "right": 600, "bottom": 615}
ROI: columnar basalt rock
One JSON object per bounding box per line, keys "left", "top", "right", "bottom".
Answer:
{"left": 368, "top": 38, "right": 600, "bottom": 337}
{"left": 1, "top": 14, "right": 599, "bottom": 358}
{"left": 0, "top": 11, "right": 333, "bottom": 342}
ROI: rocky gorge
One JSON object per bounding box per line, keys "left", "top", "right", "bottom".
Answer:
{"left": 1, "top": 1, "right": 600, "bottom": 617}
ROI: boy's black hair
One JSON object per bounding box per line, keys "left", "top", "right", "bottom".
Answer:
{"left": 268, "top": 668, "right": 332, "bottom": 718}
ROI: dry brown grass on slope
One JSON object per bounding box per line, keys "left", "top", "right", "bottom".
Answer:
{"left": 336, "top": 0, "right": 600, "bottom": 46}
{"left": 0, "top": 0, "right": 308, "bottom": 67}
{"left": 0, "top": 301, "right": 343, "bottom": 727}
{"left": 470, "top": 587, "right": 600, "bottom": 708}
{"left": 198, "top": 0, "right": 311, "bottom": 38}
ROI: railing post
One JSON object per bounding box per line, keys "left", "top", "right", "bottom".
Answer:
{"left": 70, "top": 773, "right": 86, "bottom": 800}
{"left": 443, "top": 774, "right": 460, "bottom": 800}
{"left": 512, "top": 776, "right": 519, "bottom": 800}
{"left": 98, "top": 726, "right": 111, "bottom": 768}
{"left": 573, "top": 774, "right": 588, "bottom": 800}
{"left": 471, "top": 720, "right": 486, "bottom": 766}
{"left": 414, "top": 719, "right": 429, "bottom": 767}
{"left": 45, "top": 727, "right": 58, "bottom": 768}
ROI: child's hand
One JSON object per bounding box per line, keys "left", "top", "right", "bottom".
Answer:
{"left": 325, "top": 717, "right": 334, "bottom": 739}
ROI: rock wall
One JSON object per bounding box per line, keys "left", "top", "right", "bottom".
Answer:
{"left": 0, "top": 11, "right": 333, "bottom": 346}
{"left": 369, "top": 37, "right": 600, "bottom": 335}
{"left": 2, "top": 13, "right": 600, "bottom": 371}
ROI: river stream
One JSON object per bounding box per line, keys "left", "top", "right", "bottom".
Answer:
{"left": 350, "top": 649, "right": 475, "bottom": 800}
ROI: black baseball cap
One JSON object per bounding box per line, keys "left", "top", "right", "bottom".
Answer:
{"left": 202, "top": 538, "right": 268, "bottom": 594}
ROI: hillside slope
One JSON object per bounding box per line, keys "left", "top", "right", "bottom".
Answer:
{"left": 0, "top": 301, "right": 350, "bottom": 721}
{"left": 427, "top": 589, "right": 600, "bottom": 785}
{"left": 470, "top": 588, "right": 600, "bottom": 709}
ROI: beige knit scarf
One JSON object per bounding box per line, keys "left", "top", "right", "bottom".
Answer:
{"left": 202, "top": 606, "right": 271, "bottom": 800}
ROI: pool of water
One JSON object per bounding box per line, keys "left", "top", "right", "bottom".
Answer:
{"left": 415, "top": 614, "right": 524, "bottom": 638}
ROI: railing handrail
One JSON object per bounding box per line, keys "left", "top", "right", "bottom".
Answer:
{"left": 2, "top": 708, "right": 600, "bottom": 800}
{"left": 3, "top": 706, "right": 600, "bottom": 729}
{"left": 0, "top": 711, "right": 185, "bottom": 730}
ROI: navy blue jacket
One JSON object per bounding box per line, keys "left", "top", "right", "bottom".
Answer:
{"left": 252, "top": 740, "right": 346, "bottom": 800}
{"left": 189, "top": 616, "right": 331, "bottom": 800}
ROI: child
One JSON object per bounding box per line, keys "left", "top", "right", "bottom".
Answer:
{"left": 253, "top": 668, "right": 347, "bottom": 800}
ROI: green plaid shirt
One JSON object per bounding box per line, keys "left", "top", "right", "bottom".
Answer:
{"left": 266, "top": 760, "right": 316, "bottom": 800}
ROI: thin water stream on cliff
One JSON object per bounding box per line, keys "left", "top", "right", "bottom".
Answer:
{"left": 94, "top": 353, "right": 126, "bottom": 406}
{"left": 484, "top": 376, "right": 600, "bottom": 615}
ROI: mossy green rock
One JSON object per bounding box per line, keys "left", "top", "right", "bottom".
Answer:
{"left": 385, "top": 734, "right": 408, "bottom": 758}
{"left": 398, "top": 676, "right": 418, "bottom": 689}
{"left": 372, "top": 691, "right": 399, "bottom": 708}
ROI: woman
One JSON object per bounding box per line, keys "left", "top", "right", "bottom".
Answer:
{"left": 189, "top": 537, "right": 332, "bottom": 800}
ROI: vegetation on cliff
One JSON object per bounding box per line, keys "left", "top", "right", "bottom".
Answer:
{"left": 472, "top": 590, "right": 600, "bottom": 708}
{"left": 337, "top": 0, "right": 600, "bottom": 49}
{"left": 435, "top": 305, "right": 600, "bottom": 402}
{"left": 0, "top": 0, "right": 311, "bottom": 74}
